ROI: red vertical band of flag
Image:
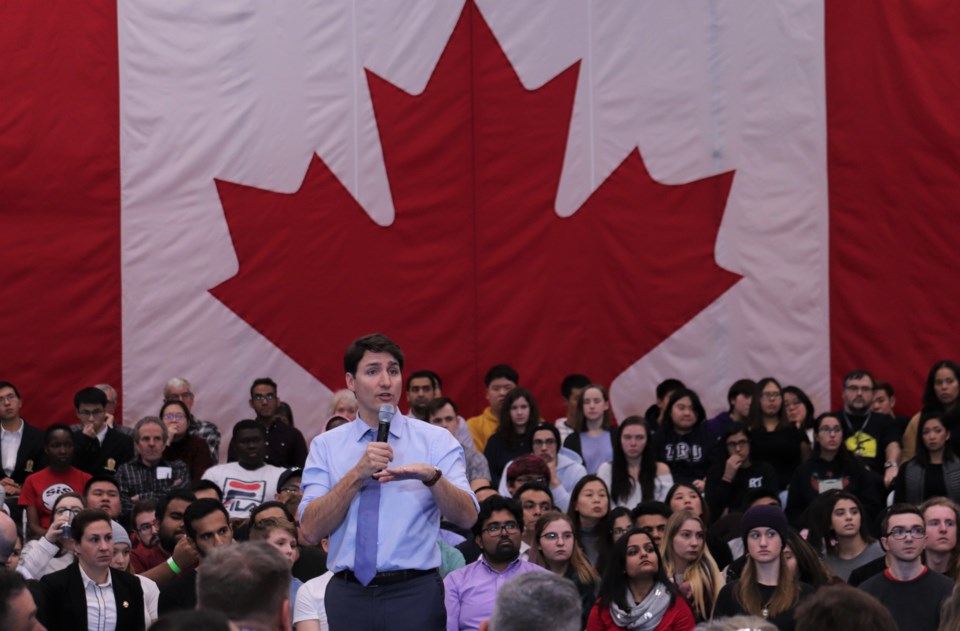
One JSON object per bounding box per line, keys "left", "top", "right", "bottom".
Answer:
{"left": 0, "top": 3, "right": 121, "bottom": 426}
{"left": 827, "top": 1, "right": 960, "bottom": 409}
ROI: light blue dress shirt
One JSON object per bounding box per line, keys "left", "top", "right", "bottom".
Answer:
{"left": 299, "top": 412, "right": 478, "bottom": 573}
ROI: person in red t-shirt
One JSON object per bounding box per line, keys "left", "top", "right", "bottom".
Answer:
{"left": 19, "top": 424, "right": 92, "bottom": 539}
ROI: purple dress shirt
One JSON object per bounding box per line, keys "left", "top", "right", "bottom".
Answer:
{"left": 443, "top": 555, "right": 549, "bottom": 631}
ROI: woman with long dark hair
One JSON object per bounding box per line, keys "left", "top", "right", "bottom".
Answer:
{"left": 902, "top": 360, "right": 960, "bottom": 461}
{"left": 895, "top": 410, "right": 960, "bottom": 504}
{"left": 786, "top": 413, "right": 884, "bottom": 529}
{"left": 782, "top": 386, "right": 815, "bottom": 443}
{"left": 587, "top": 527, "right": 695, "bottom": 630}
{"left": 160, "top": 399, "right": 212, "bottom": 481}
{"left": 484, "top": 387, "right": 539, "bottom": 484}
{"left": 745, "top": 378, "right": 810, "bottom": 491}
{"left": 597, "top": 416, "right": 673, "bottom": 508}
{"left": 713, "top": 505, "right": 812, "bottom": 629}
{"left": 568, "top": 475, "right": 613, "bottom": 568}
{"left": 805, "top": 490, "right": 883, "bottom": 583}
{"left": 654, "top": 389, "right": 715, "bottom": 489}
{"left": 564, "top": 384, "right": 615, "bottom": 475}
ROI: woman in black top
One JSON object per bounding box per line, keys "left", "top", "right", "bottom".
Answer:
{"left": 484, "top": 387, "right": 539, "bottom": 485}
{"left": 655, "top": 389, "right": 715, "bottom": 488}
{"left": 895, "top": 410, "right": 960, "bottom": 504}
{"left": 746, "top": 378, "right": 810, "bottom": 491}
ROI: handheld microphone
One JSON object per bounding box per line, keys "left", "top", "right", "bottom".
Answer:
{"left": 377, "top": 404, "right": 394, "bottom": 443}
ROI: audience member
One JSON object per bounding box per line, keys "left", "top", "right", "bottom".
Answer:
{"left": 745, "top": 378, "right": 809, "bottom": 491}
{"left": 555, "top": 374, "right": 591, "bottom": 442}
{"left": 587, "top": 527, "right": 695, "bottom": 630}
{"left": 129, "top": 499, "right": 161, "bottom": 571}
{"left": 84, "top": 475, "right": 122, "bottom": 521}
{"left": 0, "top": 567, "right": 43, "bottom": 631}
{"left": 513, "top": 481, "right": 553, "bottom": 557}
{"left": 160, "top": 399, "right": 213, "bottom": 481}
{"left": 782, "top": 385, "right": 816, "bottom": 443}
{"left": 468, "top": 364, "right": 519, "bottom": 452}
{"left": 631, "top": 501, "right": 671, "bottom": 548}
{"left": 190, "top": 479, "right": 224, "bottom": 502}
{"left": 444, "top": 496, "right": 548, "bottom": 631}
{"left": 654, "top": 389, "right": 714, "bottom": 488}
{"left": 71, "top": 387, "right": 134, "bottom": 477}
{"left": 484, "top": 387, "right": 540, "bottom": 485}
{"left": 859, "top": 503, "right": 954, "bottom": 631}
{"left": 598, "top": 416, "right": 672, "bottom": 508}
{"left": 836, "top": 370, "right": 901, "bottom": 485}
{"left": 794, "top": 583, "right": 897, "bottom": 631}
{"left": 136, "top": 490, "right": 198, "bottom": 587}
{"left": 531, "top": 423, "right": 586, "bottom": 494}
{"left": 805, "top": 490, "right": 883, "bottom": 582}
{"left": 901, "top": 360, "right": 960, "bottom": 462}
{"left": 406, "top": 370, "right": 440, "bottom": 420}
{"left": 528, "top": 512, "right": 598, "bottom": 629}
{"left": 665, "top": 483, "right": 733, "bottom": 570}
{"left": 644, "top": 378, "right": 686, "bottom": 434}
{"left": 248, "top": 516, "right": 302, "bottom": 608}
{"left": 568, "top": 475, "right": 612, "bottom": 568}
{"left": 19, "top": 425, "right": 90, "bottom": 539}
{"left": 109, "top": 520, "right": 159, "bottom": 627}
{"left": 197, "top": 542, "right": 291, "bottom": 631}
{"left": 608, "top": 507, "right": 632, "bottom": 545}
{"left": 39, "top": 509, "right": 146, "bottom": 631}
{"left": 704, "top": 379, "right": 756, "bottom": 439}
{"left": 116, "top": 416, "right": 190, "bottom": 516}
{"left": 0, "top": 382, "right": 46, "bottom": 505}
{"left": 326, "top": 389, "right": 358, "bottom": 421}
{"left": 871, "top": 381, "right": 909, "bottom": 433}
{"left": 705, "top": 427, "right": 778, "bottom": 519}
{"left": 484, "top": 571, "right": 583, "bottom": 631}
{"left": 243, "top": 378, "right": 308, "bottom": 468}
{"left": 894, "top": 409, "right": 960, "bottom": 504}
{"left": 429, "top": 397, "right": 492, "bottom": 490}
{"left": 563, "top": 384, "right": 615, "bottom": 475}
{"left": 921, "top": 496, "right": 960, "bottom": 580}
{"left": 291, "top": 536, "right": 332, "bottom": 631}
{"left": 17, "top": 492, "right": 83, "bottom": 579}
{"left": 660, "top": 510, "right": 723, "bottom": 622}
{"left": 203, "top": 420, "right": 285, "bottom": 519}
{"left": 163, "top": 377, "right": 222, "bottom": 463}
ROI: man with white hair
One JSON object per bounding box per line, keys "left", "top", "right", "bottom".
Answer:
{"left": 481, "top": 572, "right": 581, "bottom": 631}
{"left": 163, "top": 377, "right": 221, "bottom": 463}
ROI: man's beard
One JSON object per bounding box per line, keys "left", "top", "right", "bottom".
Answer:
{"left": 158, "top": 529, "right": 178, "bottom": 554}
{"left": 485, "top": 539, "right": 520, "bottom": 564}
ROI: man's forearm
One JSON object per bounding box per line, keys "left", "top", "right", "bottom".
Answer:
{"left": 301, "top": 467, "right": 365, "bottom": 545}
{"left": 886, "top": 442, "right": 901, "bottom": 464}
{"left": 430, "top": 477, "right": 477, "bottom": 530}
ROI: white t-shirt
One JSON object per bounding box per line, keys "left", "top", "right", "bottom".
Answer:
{"left": 294, "top": 571, "right": 334, "bottom": 629}
{"left": 202, "top": 461, "right": 286, "bottom": 518}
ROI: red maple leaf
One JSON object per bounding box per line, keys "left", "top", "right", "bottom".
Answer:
{"left": 209, "top": 2, "right": 741, "bottom": 420}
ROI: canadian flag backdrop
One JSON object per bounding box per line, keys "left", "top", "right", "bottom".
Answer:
{"left": 2, "top": 1, "right": 958, "bottom": 445}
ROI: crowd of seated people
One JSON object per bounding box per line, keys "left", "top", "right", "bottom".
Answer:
{"left": 1, "top": 358, "right": 960, "bottom": 630}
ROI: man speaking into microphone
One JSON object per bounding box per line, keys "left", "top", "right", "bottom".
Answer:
{"left": 299, "top": 333, "right": 479, "bottom": 630}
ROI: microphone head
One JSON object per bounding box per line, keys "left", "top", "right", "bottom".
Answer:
{"left": 378, "top": 404, "right": 395, "bottom": 424}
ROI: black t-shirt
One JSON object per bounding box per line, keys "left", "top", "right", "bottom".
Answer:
{"left": 861, "top": 567, "right": 955, "bottom": 631}
{"left": 714, "top": 580, "right": 814, "bottom": 631}
{"left": 837, "top": 411, "right": 901, "bottom": 474}
{"left": 748, "top": 425, "right": 807, "bottom": 490}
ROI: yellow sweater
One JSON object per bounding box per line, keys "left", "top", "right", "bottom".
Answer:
{"left": 467, "top": 407, "right": 499, "bottom": 452}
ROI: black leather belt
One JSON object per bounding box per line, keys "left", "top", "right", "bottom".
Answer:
{"left": 335, "top": 568, "right": 436, "bottom": 586}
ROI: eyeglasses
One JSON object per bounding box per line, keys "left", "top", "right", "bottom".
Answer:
{"left": 886, "top": 526, "right": 925, "bottom": 540}
{"left": 515, "top": 476, "right": 546, "bottom": 486}
{"left": 726, "top": 440, "right": 749, "bottom": 449}
{"left": 164, "top": 392, "right": 194, "bottom": 401}
{"left": 532, "top": 438, "right": 557, "bottom": 448}
{"left": 760, "top": 392, "right": 782, "bottom": 401}
{"left": 137, "top": 521, "right": 158, "bottom": 533}
{"left": 253, "top": 394, "right": 277, "bottom": 402}
{"left": 278, "top": 486, "right": 301, "bottom": 494}
{"left": 482, "top": 521, "right": 519, "bottom": 535}
{"left": 55, "top": 507, "right": 82, "bottom": 516}
{"left": 845, "top": 385, "right": 873, "bottom": 393}
{"left": 0, "top": 393, "right": 18, "bottom": 403}
{"left": 163, "top": 414, "right": 186, "bottom": 422}
{"left": 540, "top": 531, "right": 574, "bottom": 541}
{"left": 611, "top": 527, "right": 630, "bottom": 537}
{"left": 818, "top": 426, "right": 843, "bottom": 435}
{"left": 77, "top": 409, "right": 105, "bottom": 417}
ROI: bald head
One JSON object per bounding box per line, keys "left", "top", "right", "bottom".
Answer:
{"left": 0, "top": 512, "right": 16, "bottom": 563}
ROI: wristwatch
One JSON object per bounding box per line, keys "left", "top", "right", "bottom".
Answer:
{"left": 884, "top": 460, "right": 899, "bottom": 469}
{"left": 423, "top": 466, "right": 443, "bottom": 487}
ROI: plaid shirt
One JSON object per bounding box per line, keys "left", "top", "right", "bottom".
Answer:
{"left": 116, "top": 457, "right": 191, "bottom": 515}
{"left": 189, "top": 418, "right": 222, "bottom": 464}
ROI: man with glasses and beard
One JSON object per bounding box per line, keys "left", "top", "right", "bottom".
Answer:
{"left": 860, "top": 504, "right": 954, "bottom": 630}
{"left": 835, "top": 370, "right": 901, "bottom": 486}
{"left": 444, "top": 496, "right": 548, "bottom": 631}
{"left": 137, "top": 490, "right": 198, "bottom": 589}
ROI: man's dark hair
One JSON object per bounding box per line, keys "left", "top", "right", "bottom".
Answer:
{"left": 843, "top": 370, "right": 875, "bottom": 388}
{"left": 0, "top": 382, "right": 20, "bottom": 399}
{"left": 184, "top": 499, "right": 230, "bottom": 541}
{"left": 532, "top": 422, "right": 561, "bottom": 446}
{"left": 232, "top": 419, "right": 266, "bottom": 440}
{"left": 151, "top": 609, "right": 233, "bottom": 631}
{"left": 484, "top": 364, "right": 519, "bottom": 387}
{"left": 191, "top": 480, "right": 224, "bottom": 502}
{"left": 630, "top": 500, "right": 671, "bottom": 522}
{"left": 727, "top": 379, "right": 757, "bottom": 409}
{"left": 560, "top": 374, "right": 591, "bottom": 399}
{"left": 249, "top": 378, "right": 278, "bottom": 398}
{"left": 343, "top": 333, "right": 404, "bottom": 376}
{"left": 874, "top": 381, "right": 895, "bottom": 398}
{"left": 795, "top": 583, "right": 897, "bottom": 631}
{"left": 74, "top": 386, "right": 107, "bottom": 410}
{"left": 655, "top": 378, "right": 686, "bottom": 401}
{"left": 197, "top": 542, "right": 291, "bottom": 628}
{"left": 408, "top": 370, "right": 441, "bottom": 390}
{"left": 84, "top": 474, "right": 120, "bottom": 497}
{"left": 156, "top": 489, "right": 197, "bottom": 522}
{"left": 130, "top": 498, "right": 159, "bottom": 528}
{"left": 249, "top": 501, "right": 295, "bottom": 524}
{"left": 741, "top": 488, "right": 782, "bottom": 510}
{"left": 0, "top": 568, "right": 29, "bottom": 629}
{"left": 880, "top": 503, "right": 924, "bottom": 536}
{"left": 514, "top": 482, "right": 553, "bottom": 506}
{"left": 473, "top": 495, "right": 524, "bottom": 538}
{"left": 44, "top": 423, "right": 73, "bottom": 444}
{"left": 427, "top": 397, "right": 458, "bottom": 419}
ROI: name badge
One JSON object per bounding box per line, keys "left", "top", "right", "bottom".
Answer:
{"left": 156, "top": 467, "right": 172, "bottom": 480}
{"left": 818, "top": 478, "right": 844, "bottom": 493}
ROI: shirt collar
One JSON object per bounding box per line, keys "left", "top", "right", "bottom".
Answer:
{"left": 79, "top": 563, "right": 113, "bottom": 588}
{"left": 96, "top": 425, "right": 109, "bottom": 444}
{"left": 479, "top": 554, "right": 523, "bottom": 574}
{"left": 351, "top": 412, "right": 405, "bottom": 442}
{"left": 0, "top": 419, "right": 24, "bottom": 437}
